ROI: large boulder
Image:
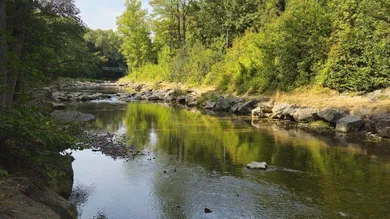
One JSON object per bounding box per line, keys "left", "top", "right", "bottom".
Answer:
{"left": 318, "top": 108, "right": 347, "bottom": 125}
{"left": 214, "top": 98, "right": 231, "bottom": 111}
{"left": 270, "top": 102, "right": 295, "bottom": 120}
{"left": 235, "top": 100, "right": 258, "bottom": 115}
{"left": 373, "top": 114, "right": 390, "bottom": 138}
{"left": 292, "top": 107, "right": 319, "bottom": 122}
{"left": 335, "top": 115, "right": 364, "bottom": 133}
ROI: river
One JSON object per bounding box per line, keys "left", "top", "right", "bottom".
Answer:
{"left": 66, "top": 88, "right": 390, "bottom": 219}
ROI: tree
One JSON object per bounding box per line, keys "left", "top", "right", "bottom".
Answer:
{"left": 117, "top": 0, "right": 153, "bottom": 73}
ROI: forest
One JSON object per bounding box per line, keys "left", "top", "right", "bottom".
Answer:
{"left": 117, "top": 0, "right": 390, "bottom": 94}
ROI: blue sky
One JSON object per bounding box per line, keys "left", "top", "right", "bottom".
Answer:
{"left": 75, "top": 0, "right": 151, "bottom": 30}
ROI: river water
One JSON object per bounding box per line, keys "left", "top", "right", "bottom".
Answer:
{"left": 67, "top": 88, "right": 390, "bottom": 219}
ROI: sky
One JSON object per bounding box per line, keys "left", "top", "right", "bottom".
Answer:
{"left": 75, "top": 0, "right": 151, "bottom": 30}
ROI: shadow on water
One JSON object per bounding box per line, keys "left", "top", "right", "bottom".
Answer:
{"left": 69, "top": 102, "right": 390, "bottom": 219}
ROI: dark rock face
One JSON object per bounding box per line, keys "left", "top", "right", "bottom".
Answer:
{"left": 0, "top": 177, "right": 77, "bottom": 219}
{"left": 373, "top": 114, "right": 390, "bottom": 138}
{"left": 318, "top": 108, "right": 347, "bottom": 125}
{"left": 336, "top": 115, "right": 364, "bottom": 133}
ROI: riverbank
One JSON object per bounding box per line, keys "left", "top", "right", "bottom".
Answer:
{"left": 53, "top": 78, "right": 390, "bottom": 141}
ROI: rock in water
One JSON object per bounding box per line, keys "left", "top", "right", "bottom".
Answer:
{"left": 336, "top": 115, "right": 364, "bottom": 133}
{"left": 246, "top": 161, "right": 267, "bottom": 170}
{"left": 204, "top": 208, "right": 213, "bottom": 213}
{"left": 51, "top": 102, "right": 66, "bottom": 110}
{"left": 318, "top": 108, "right": 347, "bottom": 125}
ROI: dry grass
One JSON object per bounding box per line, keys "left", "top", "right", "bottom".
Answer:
{"left": 273, "top": 85, "right": 390, "bottom": 115}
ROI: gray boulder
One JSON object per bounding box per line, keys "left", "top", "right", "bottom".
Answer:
{"left": 318, "top": 108, "right": 347, "bottom": 125}
{"left": 246, "top": 161, "right": 267, "bottom": 170}
{"left": 292, "top": 107, "right": 319, "bottom": 122}
{"left": 204, "top": 101, "right": 216, "bottom": 110}
{"left": 271, "top": 102, "right": 295, "bottom": 120}
{"left": 258, "top": 101, "right": 274, "bottom": 113}
{"left": 373, "top": 114, "right": 390, "bottom": 138}
{"left": 336, "top": 115, "right": 364, "bottom": 133}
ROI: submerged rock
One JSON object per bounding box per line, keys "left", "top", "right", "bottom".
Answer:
{"left": 51, "top": 110, "right": 95, "bottom": 123}
{"left": 246, "top": 161, "right": 267, "bottom": 170}
{"left": 336, "top": 115, "right": 364, "bottom": 133}
{"left": 204, "top": 208, "right": 213, "bottom": 213}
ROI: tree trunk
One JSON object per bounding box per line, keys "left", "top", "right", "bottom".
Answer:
{"left": 0, "top": 0, "right": 7, "bottom": 107}
{"left": 182, "top": 13, "right": 186, "bottom": 46}
{"left": 6, "top": 2, "right": 27, "bottom": 105}
{"left": 176, "top": 0, "right": 181, "bottom": 48}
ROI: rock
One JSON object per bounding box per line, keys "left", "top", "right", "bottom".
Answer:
{"left": 236, "top": 100, "right": 258, "bottom": 115}
{"left": 257, "top": 101, "right": 274, "bottom": 113}
{"left": 177, "top": 96, "right": 187, "bottom": 105}
{"left": 292, "top": 107, "right": 319, "bottom": 122}
{"left": 251, "top": 107, "right": 265, "bottom": 119}
{"left": 270, "top": 103, "right": 295, "bottom": 120}
{"left": 0, "top": 177, "right": 77, "bottom": 219}
{"left": 336, "top": 115, "right": 364, "bottom": 133}
{"left": 214, "top": 98, "right": 231, "bottom": 111}
{"left": 186, "top": 97, "right": 198, "bottom": 107}
{"left": 204, "top": 208, "right": 213, "bottom": 214}
{"left": 204, "top": 101, "right": 216, "bottom": 110}
{"left": 52, "top": 91, "right": 67, "bottom": 102}
{"left": 373, "top": 114, "right": 390, "bottom": 138}
{"left": 246, "top": 161, "right": 267, "bottom": 170}
{"left": 51, "top": 102, "right": 66, "bottom": 110}
{"left": 318, "top": 108, "right": 347, "bottom": 125}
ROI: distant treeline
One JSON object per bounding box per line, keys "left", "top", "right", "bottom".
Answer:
{"left": 117, "top": 0, "right": 390, "bottom": 94}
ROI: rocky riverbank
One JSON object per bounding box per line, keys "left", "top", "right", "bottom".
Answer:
{"left": 51, "top": 79, "right": 390, "bottom": 141}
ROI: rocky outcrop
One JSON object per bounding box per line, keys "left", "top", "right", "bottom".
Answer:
{"left": 335, "top": 115, "right": 364, "bottom": 133}
{"left": 0, "top": 177, "right": 77, "bottom": 219}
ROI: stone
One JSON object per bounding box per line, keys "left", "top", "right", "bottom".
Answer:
{"left": 318, "top": 108, "right": 347, "bottom": 125}
{"left": 251, "top": 107, "right": 265, "bottom": 118}
{"left": 51, "top": 102, "right": 66, "bottom": 110}
{"left": 204, "top": 101, "right": 216, "bottom": 110}
{"left": 177, "top": 96, "right": 187, "bottom": 105}
{"left": 204, "top": 208, "right": 213, "bottom": 214}
{"left": 246, "top": 161, "right": 267, "bottom": 170}
{"left": 257, "top": 101, "right": 274, "bottom": 113}
{"left": 236, "top": 100, "right": 258, "bottom": 115}
{"left": 214, "top": 98, "right": 231, "bottom": 111}
{"left": 292, "top": 107, "right": 319, "bottom": 122}
{"left": 336, "top": 115, "right": 364, "bottom": 133}
{"left": 270, "top": 103, "right": 295, "bottom": 120}
{"left": 373, "top": 114, "right": 390, "bottom": 138}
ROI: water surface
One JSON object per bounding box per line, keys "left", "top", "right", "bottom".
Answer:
{"left": 69, "top": 100, "right": 390, "bottom": 219}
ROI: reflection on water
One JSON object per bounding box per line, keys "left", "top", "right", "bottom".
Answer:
{"left": 70, "top": 102, "right": 390, "bottom": 219}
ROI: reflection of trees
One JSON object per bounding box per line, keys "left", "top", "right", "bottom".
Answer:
{"left": 124, "top": 103, "right": 390, "bottom": 218}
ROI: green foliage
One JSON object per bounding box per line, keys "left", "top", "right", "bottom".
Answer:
{"left": 118, "top": 0, "right": 390, "bottom": 94}
{"left": 117, "top": 0, "right": 154, "bottom": 71}
{"left": 0, "top": 169, "right": 8, "bottom": 178}
{"left": 322, "top": 0, "right": 390, "bottom": 92}
{"left": 0, "top": 106, "right": 81, "bottom": 156}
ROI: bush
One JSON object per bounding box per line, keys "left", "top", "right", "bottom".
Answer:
{"left": 0, "top": 106, "right": 80, "bottom": 157}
